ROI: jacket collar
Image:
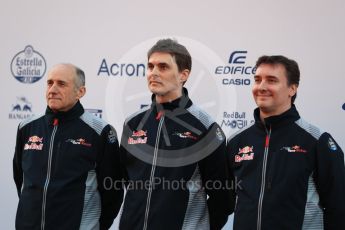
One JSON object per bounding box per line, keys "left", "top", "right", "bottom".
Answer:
{"left": 254, "top": 104, "right": 300, "bottom": 128}
{"left": 150, "top": 87, "right": 193, "bottom": 113}
{"left": 45, "top": 100, "right": 84, "bottom": 125}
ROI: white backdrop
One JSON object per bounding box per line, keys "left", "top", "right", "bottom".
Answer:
{"left": 1, "top": 0, "right": 344, "bottom": 229}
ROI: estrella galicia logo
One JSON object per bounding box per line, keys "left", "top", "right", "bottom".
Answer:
{"left": 85, "top": 109, "right": 103, "bottom": 118}
{"left": 9, "top": 97, "right": 34, "bottom": 120}
{"left": 215, "top": 50, "right": 256, "bottom": 86}
{"left": 11, "top": 45, "right": 47, "bottom": 84}
{"left": 342, "top": 103, "right": 345, "bottom": 110}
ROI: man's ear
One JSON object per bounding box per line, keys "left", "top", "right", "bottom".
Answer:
{"left": 77, "top": 86, "right": 86, "bottom": 99}
{"left": 289, "top": 84, "right": 298, "bottom": 97}
{"left": 180, "top": 69, "right": 190, "bottom": 84}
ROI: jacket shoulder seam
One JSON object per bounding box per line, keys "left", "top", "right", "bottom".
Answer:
{"left": 227, "top": 122, "right": 255, "bottom": 142}
{"left": 295, "top": 118, "right": 324, "bottom": 140}
{"left": 124, "top": 107, "right": 150, "bottom": 126}
{"left": 187, "top": 104, "right": 215, "bottom": 129}
{"left": 19, "top": 114, "right": 44, "bottom": 129}
{"left": 80, "top": 112, "right": 108, "bottom": 135}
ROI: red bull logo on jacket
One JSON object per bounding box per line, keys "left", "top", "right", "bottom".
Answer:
{"left": 235, "top": 146, "right": 254, "bottom": 162}
{"left": 128, "top": 130, "right": 148, "bottom": 144}
{"left": 24, "top": 135, "right": 43, "bottom": 150}
{"left": 132, "top": 130, "right": 147, "bottom": 137}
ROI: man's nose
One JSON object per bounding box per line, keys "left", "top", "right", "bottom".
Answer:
{"left": 48, "top": 83, "right": 58, "bottom": 93}
{"left": 149, "top": 67, "right": 159, "bottom": 78}
{"left": 258, "top": 80, "right": 267, "bottom": 90}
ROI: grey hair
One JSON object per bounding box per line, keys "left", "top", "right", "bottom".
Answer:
{"left": 74, "top": 66, "right": 85, "bottom": 88}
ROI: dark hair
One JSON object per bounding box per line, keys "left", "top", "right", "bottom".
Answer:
{"left": 255, "top": 55, "right": 300, "bottom": 103}
{"left": 147, "top": 38, "right": 192, "bottom": 72}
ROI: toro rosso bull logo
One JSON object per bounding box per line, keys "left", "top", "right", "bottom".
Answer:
{"left": 66, "top": 138, "right": 92, "bottom": 147}
{"left": 173, "top": 131, "right": 198, "bottom": 140}
{"left": 280, "top": 145, "right": 307, "bottom": 153}
{"left": 235, "top": 146, "right": 254, "bottom": 162}
{"left": 128, "top": 130, "right": 148, "bottom": 144}
{"left": 24, "top": 135, "right": 43, "bottom": 150}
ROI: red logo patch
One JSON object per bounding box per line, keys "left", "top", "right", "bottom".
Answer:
{"left": 24, "top": 135, "right": 43, "bottom": 150}
{"left": 235, "top": 146, "right": 254, "bottom": 162}
{"left": 128, "top": 130, "right": 148, "bottom": 144}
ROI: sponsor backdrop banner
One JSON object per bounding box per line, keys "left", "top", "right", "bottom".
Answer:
{"left": 1, "top": 0, "right": 344, "bottom": 229}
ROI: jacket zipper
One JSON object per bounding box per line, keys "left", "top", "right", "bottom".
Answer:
{"left": 257, "top": 126, "right": 271, "bottom": 230}
{"left": 41, "top": 118, "right": 58, "bottom": 230}
{"left": 143, "top": 115, "right": 164, "bottom": 230}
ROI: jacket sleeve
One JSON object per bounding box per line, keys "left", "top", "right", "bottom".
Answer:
{"left": 97, "top": 125, "right": 124, "bottom": 230}
{"left": 13, "top": 124, "right": 24, "bottom": 197}
{"left": 199, "top": 124, "right": 236, "bottom": 230}
{"left": 315, "top": 133, "right": 345, "bottom": 230}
